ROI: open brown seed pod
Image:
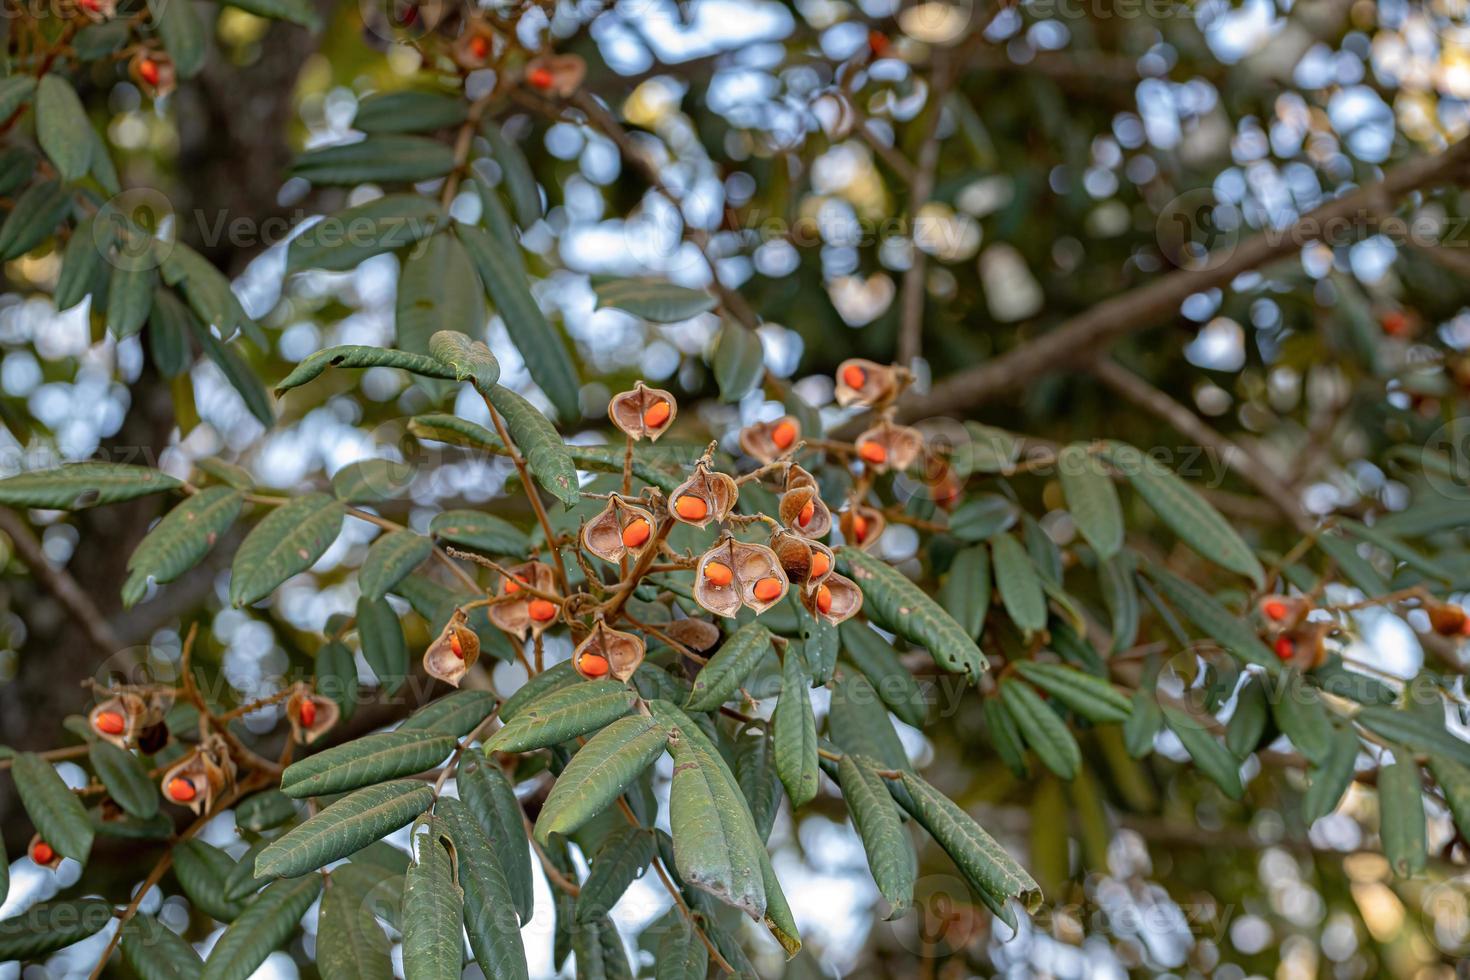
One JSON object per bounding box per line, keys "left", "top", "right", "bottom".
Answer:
{"left": 805, "top": 571, "right": 863, "bottom": 625}
{"left": 785, "top": 464, "right": 819, "bottom": 493}
{"left": 1428, "top": 601, "right": 1470, "bottom": 637}
{"left": 739, "top": 416, "right": 801, "bottom": 463}
{"left": 574, "top": 621, "right": 645, "bottom": 682}
{"left": 28, "top": 833, "right": 62, "bottom": 870}
{"left": 663, "top": 617, "right": 721, "bottom": 653}
{"left": 487, "top": 561, "right": 559, "bottom": 640}
{"left": 454, "top": 23, "right": 496, "bottom": 68}
{"left": 424, "top": 609, "right": 481, "bottom": 687}
{"left": 669, "top": 462, "right": 737, "bottom": 529}
{"left": 582, "top": 496, "right": 658, "bottom": 564}
{"left": 525, "top": 53, "right": 586, "bottom": 97}
{"left": 1257, "top": 595, "right": 1310, "bottom": 635}
{"left": 160, "top": 736, "right": 233, "bottom": 815}
{"left": 286, "top": 684, "right": 340, "bottom": 743}
{"left": 1276, "top": 622, "right": 1331, "bottom": 670}
{"left": 771, "top": 529, "right": 836, "bottom": 596}
{"left": 89, "top": 692, "right": 146, "bottom": 749}
{"left": 840, "top": 504, "right": 886, "bottom": 550}
{"left": 854, "top": 420, "right": 924, "bottom": 473}
{"left": 778, "top": 484, "right": 832, "bottom": 539}
{"left": 609, "top": 382, "right": 677, "bottom": 442}
{"left": 835, "top": 358, "right": 899, "bottom": 408}
{"left": 129, "top": 50, "right": 176, "bottom": 98}
{"left": 694, "top": 536, "right": 789, "bottom": 617}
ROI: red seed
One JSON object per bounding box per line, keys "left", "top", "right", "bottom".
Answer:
{"left": 168, "top": 777, "right": 197, "bottom": 803}
{"left": 469, "top": 35, "right": 490, "bottom": 59}
{"left": 703, "top": 561, "right": 733, "bottom": 586}
{"left": 450, "top": 631, "right": 465, "bottom": 659}
{"left": 503, "top": 576, "right": 526, "bottom": 595}
{"left": 1263, "top": 600, "right": 1289, "bottom": 621}
{"left": 31, "top": 842, "right": 54, "bottom": 865}
{"left": 752, "top": 577, "right": 783, "bottom": 602}
{"left": 529, "top": 598, "right": 557, "bottom": 622}
{"left": 299, "top": 700, "right": 317, "bottom": 727}
{"left": 95, "top": 711, "right": 126, "bottom": 736}
{"left": 1273, "top": 636, "right": 1294, "bottom": 661}
{"left": 852, "top": 514, "right": 869, "bottom": 543}
{"left": 797, "top": 499, "right": 815, "bottom": 526}
{"left": 139, "top": 60, "right": 160, "bottom": 86}
{"left": 816, "top": 585, "right": 832, "bottom": 614}
{"left": 579, "top": 653, "right": 609, "bottom": 677}
{"left": 1381, "top": 311, "right": 1409, "bottom": 336}
{"left": 858, "top": 442, "right": 887, "bottom": 465}
{"left": 643, "top": 400, "right": 671, "bottom": 429}
{"left": 622, "top": 518, "right": 652, "bottom": 548}
{"left": 841, "top": 364, "right": 867, "bottom": 390}
{"left": 528, "top": 67, "right": 554, "bottom": 90}
{"left": 771, "top": 420, "right": 797, "bottom": 450}
{"left": 674, "top": 495, "right": 709, "bottom": 521}
{"left": 810, "top": 552, "right": 830, "bottom": 577}
{"left": 868, "top": 30, "right": 889, "bottom": 56}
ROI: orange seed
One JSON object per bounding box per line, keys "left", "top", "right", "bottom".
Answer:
{"left": 1273, "top": 636, "right": 1294, "bottom": 661}
{"left": 810, "top": 552, "right": 830, "bottom": 577}
{"left": 674, "top": 495, "right": 709, "bottom": 521}
{"left": 449, "top": 632, "right": 465, "bottom": 658}
{"left": 579, "top": 653, "right": 609, "bottom": 677}
{"left": 1263, "top": 600, "right": 1288, "bottom": 621}
{"left": 139, "top": 59, "right": 160, "bottom": 86}
{"left": 771, "top": 420, "right": 797, "bottom": 450}
{"left": 752, "top": 577, "right": 782, "bottom": 602}
{"left": 842, "top": 364, "right": 867, "bottom": 390}
{"left": 816, "top": 585, "right": 832, "bottom": 614}
{"left": 168, "top": 777, "right": 197, "bottom": 803}
{"left": 528, "top": 67, "right": 554, "bottom": 89}
{"left": 95, "top": 711, "right": 126, "bottom": 736}
{"left": 31, "top": 841, "right": 54, "bottom": 865}
{"left": 469, "top": 35, "right": 490, "bottom": 59}
{"left": 853, "top": 514, "right": 869, "bottom": 543}
{"left": 703, "top": 561, "right": 733, "bottom": 587}
{"left": 859, "top": 442, "right": 887, "bottom": 465}
{"left": 503, "top": 576, "right": 526, "bottom": 595}
{"left": 798, "top": 499, "right": 815, "bottom": 526}
{"left": 299, "top": 700, "right": 317, "bottom": 727}
{"left": 643, "top": 400, "right": 671, "bottom": 429}
{"left": 622, "top": 518, "right": 652, "bottom": 548}
{"left": 529, "top": 598, "right": 558, "bottom": 622}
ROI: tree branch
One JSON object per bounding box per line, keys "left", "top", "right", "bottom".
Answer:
{"left": 0, "top": 507, "right": 120, "bottom": 653}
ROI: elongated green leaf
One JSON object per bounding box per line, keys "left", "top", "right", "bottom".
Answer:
{"left": 1303, "top": 727, "right": 1361, "bottom": 822}
{"left": 36, "top": 75, "right": 92, "bottom": 181}
{"left": 480, "top": 121, "right": 541, "bottom": 228}
{"left": 257, "top": 781, "right": 433, "bottom": 879}
{"left": 429, "top": 329, "right": 500, "bottom": 393}
{"left": 838, "top": 754, "right": 915, "bottom": 918}
{"left": 435, "top": 800, "right": 529, "bottom": 980}
{"left": 1357, "top": 705, "right": 1470, "bottom": 767}
{"left": 13, "top": 752, "right": 93, "bottom": 861}
{"left": 223, "top": 840, "right": 270, "bottom": 902}
{"left": 985, "top": 696, "right": 1029, "bottom": 778}
{"left": 654, "top": 912, "right": 707, "bottom": 980}
{"left": 755, "top": 847, "right": 800, "bottom": 957}
{"left": 711, "top": 322, "right": 764, "bottom": 402}
{"left": 149, "top": 0, "right": 205, "bottom": 76}
{"left": 733, "top": 727, "right": 781, "bottom": 843}
{"left": 1161, "top": 706, "right": 1242, "bottom": 798}
{"left": 235, "top": 790, "right": 297, "bottom": 832}
{"left": 1428, "top": 754, "right": 1470, "bottom": 841}
{"left": 1011, "top": 661, "right": 1131, "bottom": 724}
{"left": 667, "top": 726, "right": 767, "bottom": 918}
{"left": 898, "top": 771, "right": 1041, "bottom": 924}
{"left": 0, "top": 146, "right": 36, "bottom": 198}
{"left": 593, "top": 278, "right": 717, "bottom": 322}
{"left": 280, "top": 732, "right": 454, "bottom": 798}
{"left": 1058, "top": 443, "right": 1123, "bottom": 558}
{"left": 359, "top": 530, "right": 433, "bottom": 601}
{"left": 998, "top": 679, "right": 1079, "bottom": 779}
{"left": 292, "top": 136, "right": 456, "bottom": 185}
{"left": 685, "top": 622, "right": 773, "bottom": 712}
{"left": 773, "top": 652, "right": 818, "bottom": 808}
{"left": 457, "top": 224, "right": 580, "bottom": 420}
{"left": 1145, "top": 566, "right": 1277, "bottom": 670}
{"left": 486, "top": 383, "right": 580, "bottom": 506}
{"left": 403, "top": 821, "right": 464, "bottom": 980}
{"left": 989, "top": 533, "right": 1047, "bottom": 637}
{"left": 354, "top": 91, "right": 467, "bottom": 133}
{"left": 108, "top": 264, "right": 156, "bottom": 339}
{"left": 0, "top": 463, "right": 180, "bottom": 510}
{"left": 287, "top": 195, "right": 442, "bottom": 273}
{"left": 188, "top": 318, "right": 274, "bottom": 427}
{"left": 1315, "top": 530, "right": 1391, "bottom": 595}
{"left": 1100, "top": 552, "right": 1139, "bottom": 653}
{"left": 357, "top": 595, "right": 408, "bottom": 694}
{"left": 160, "top": 240, "right": 257, "bottom": 344}
{"left": 1226, "top": 674, "right": 1269, "bottom": 759}
{"left": 576, "top": 826, "right": 655, "bottom": 923}
{"left": 88, "top": 739, "right": 158, "bottom": 818}
{"left": 317, "top": 869, "right": 393, "bottom": 980}
{"left": 147, "top": 287, "right": 196, "bottom": 378}
{"left": 0, "top": 179, "right": 72, "bottom": 260}
{"left": 124, "top": 487, "right": 243, "bottom": 607}
{"left": 841, "top": 547, "right": 986, "bottom": 682}
{"left": 399, "top": 689, "right": 497, "bottom": 737}
{"left": 230, "top": 493, "right": 344, "bottom": 605}
{"left": 276, "top": 345, "right": 458, "bottom": 393}
{"left": 499, "top": 661, "right": 578, "bottom": 722}
{"left": 397, "top": 232, "right": 485, "bottom": 355}
{"left": 0, "top": 77, "right": 36, "bottom": 121}
{"left": 828, "top": 671, "right": 910, "bottom": 774}
{"left": 571, "top": 915, "right": 632, "bottom": 979}
{"left": 316, "top": 640, "right": 359, "bottom": 720}
{"left": 330, "top": 856, "right": 405, "bottom": 935}
{"left": 200, "top": 876, "right": 321, "bottom": 980}
{"left": 1124, "top": 689, "right": 1162, "bottom": 757}
{"left": 430, "top": 509, "right": 529, "bottom": 555}
{"left": 535, "top": 715, "right": 668, "bottom": 842}
{"left": 839, "top": 621, "right": 926, "bottom": 727}
{"left": 1268, "top": 673, "right": 1333, "bottom": 764}
{"left": 1338, "top": 518, "right": 1453, "bottom": 583}
{"left": 457, "top": 748, "right": 533, "bottom": 922}
{"left": 1379, "top": 760, "right": 1426, "bottom": 877}
{"left": 0, "top": 898, "right": 113, "bottom": 961}
{"left": 122, "top": 914, "right": 203, "bottom": 980}
{"left": 331, "top": 458, "right": 413, "bottom": 503}
{"left": 486, "top": 680, "right": 636, "bottom": 753}
{"left": 1102, "top": 441, "right": 1265, "bottom": 585}
{"left": 55, "top": 214, "right": 107, "bottom": 311}
{"left": 172, "top": 841, "right": 247, "bottom": 922}
{"left": 939, "top": 544, "right": 989, "bottom": 642}
{"left": 949, "top": 495, "right": 1017, "bottom": 542}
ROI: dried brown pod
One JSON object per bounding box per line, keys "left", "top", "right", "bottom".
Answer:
{"left": 286, "top": 684, "right": 340, "bottom": 744}
{"left": 1274, "top": 622, "right": 1330, "bottom": 669}
{"left": 160, "top": 736, "right": 234, "bottom": 816}
{"left": 486, "top": 561, "right": 559, "bottom": 640}
{"left": 89, "top": 693, "right": 145, "bottom": 749}
{"left": 854, "top": 420, "right": 924, "bottom": 473}
{"left": 574, "top": 621, "right": 646, "bottom": 681}
{"left": 609, "top": 382, "right": 678, "bottom": 442}
{"left": 424, "top": 609, "right": 482, "bottom": 687}
{"left": 739, "top": 416, "right": 801, "bottom": 463}
{"left": 778, "top": 484, "right": 832, "bottom": 539}
{"left": 771, "top": 530, "right": 836, "bottom": 596}
{"left": 840, "top": 504, "right": 886, "bottom": 550}
{"left": 663, "top": 617, "right": 721, "bottom": 653}
{"left": 524, "top": 53, "right": 586, "bottom": 97}
{"left": 129, "top": 50, "right": 176, "bottom": 98}
{"left": 1429, "top": 601, "right": 1470, "bottom": 637}
{"left": 804, "top": 571, "right": 863, "bottom": 625}
{"left": 582, "top": 496, "right": 658, "bottom": 564}
{"left": 454, "top": 23, "right": 496, "bottom": 68}
{"left": 835, "top": 358, "right": 899, "bottom": 408}
{"left": 1257, "top": 595, "right": 1309, "bottom": 634}
{"left": 28, "top": 834, "right": 61, "bottom": 870}
{"left": 669, "top": 462, "right": 737, "bottom": 529}
{"left": 694, "top": 535, "right": 789, "bottom": 617}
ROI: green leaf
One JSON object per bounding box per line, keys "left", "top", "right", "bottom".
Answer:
{"left": 292, "top": 136, "right": 457, "bottom": 185}
{"left": 397, "top": 232, "right": 485, "bottom": 355}
{"left": 0, "top": 899, "right": 113, "bottom": 961}
{"left": 480, "top": 121, "right": 542, "bottom": 228}
{"left": 124, "top": 487, "right": 243, "bottom": 607}
{"left": 711, "top": 322, "right": 764, "bottom": 402}
{"left": 287, "top": 195, "right": 442, "bottom": 273}
{"left": 1315, "top": 531, "right": 1392, "bottom": 596}
{"left": 13, "top": 752, "right": 93, "bottom": 861}
{"left": 172, "top": 841, "right": 248, "bottom": 922}
{"left": 220, "top": 0, "right": 320, "bottom": 27}
{"left": 317, "top": 869, "right": 393, "bottom": 980}
{"left": 839, "top": 621, "right": 927, "bottom": 727}
{"left": 235, "top": 790, "right": 298, "bottom": 832}
{"left": 998, "top": 679, "right": 1080, "bottom": 779}
{"left": 939, "top": 544, "right": 989, "bottom": 642}
{"left": 571, "top": 915, "right": 633, "bottom": 980}
{"left": 275, "top": 344, "right": 458, "bottom": 393}
{"left": 593, "top": 278, "right": 717, "bottom": 322}
{"left": 654, "top": 912, "right": 708, "bottom": 980}
{"left": 0, "top": 462, "right": 180, "bottom": 510}
{"left": 222, "top": 841, "right": 270, "bottom": 902}
{"left": 486, "top": 680, "right": 636, "bottom": 753}
{"left": 316, "top": 640, "right": 359, "bottom": 720}
{"left": 1058, "top": 444, "right": 1123, "bottom": 559}
{"left": 1101, "top": 442, "right": 1265, "bottom": 585}
{"left": 160, "top": 243, "right": 257, "bottom": 343}
{"left": 107, "top": 261, "right": 156, "bottom": 341}
{"left": 838, "top": 754, "right": 915, "bottom": 918}
{"left": 898, "top": 771, "right": 1041, "bottom": 923}
{"left": 354, "top": 91, "right": 467, "bottom": 133}
{"left": 457, "top": 748, "right": 533, "bottom": 922}
{"left": 827, "top": 671, "right": 909, "bottom": 775}
{"left": 257, "top": 781, "right": 433, "bottom": 879}
{"left": 666, "top": 723, "right": 767, "bottom": 919}
{"left": 499, "top": 662, "right": 577, "bottom": 722}
{"left": 733, "top": 727, "right": 782, "bottom": 843}
{"left": 200, "top": 876, "right": 322, "bottom": 980}
{"left": 756, "top": 848, "right": 800, "bottom": 957}
{"left": 1011, "top": 661, "right": 1131, "bottom": 724}
{"left": 1144, "top": 566, "right": 1277, "bottom": 671}
{"left": 1356, "top": 705, "right": 1470, "bottom": 767}
{"left": 331, "top": 458, "right": 414, "bottom": 503}
{"left": 434, "top": 800, "right": 529, "bottom": 980}
{"left": 147, "top": 288, "right": 196, "bottom": 378}
{"left": 576, "top": 826, "right": 655, "bottom": 923}
{"left": 230, "top": 493, "right": 344, "bottom": 605}
{"left": 841, "top": 547, "right": 987, "bottom": 682}
{"left": 535, "top": 715, "right": 668, "bottom": 843}
{"left": 1100, "top": 552, "right": 1139, "bottom": 653}
{"left": 35, "top": 76, "right": 92, "bottom": 181}
{"left": 430, "top": 509, "right": 530, "bottom": 555}
{"left": 1428, "top": 754, "right": 1470, "bottom": 841}
{"left": 773, "top": 652, "right": 819, "bottom": 808}
{"left": 402, "top": 821, "right": 464, "bottom": 980}
{"left": 122, "top": 914, "right": 204, "bottom": 980}
{"left": 458, "top": 224, "right": 580, "bottom": 421}
{"left": 1302, "top": 727, "right": 1361, "bottom": 823}
{"left": 985, "top": 696, "right": 1029, "bottom": 778}
{"left": 55, "top": 214, "right": 108, "bottom": 311}
{"left": 685, "top": 621, "right": 772, "bottom": 712}
{"left": 1268, "top": 672, "right": 1334, "bottom": 765}
{"left": 1161, "top": 706, "right": 1243, "bottom": 799}
{"left": 0, "top": 179, "right": 72, "bottom": 260}
{"left": 188, "top": 318, "right": 274, "bottom": 427}
{"left": 948, "top": 494, "right": 1017, "bottom": 542}
{"left": 1379, "top": 760, "right": 1426, "bottom": 877}
{"left": 988, "top": 533, "right": 1048, "bottom": 637}
{"left": 0, "top": 146, "right": 36, "bottom": 198}
{"left": 280, "top": 732, "right": 455, "bottom": 797}
{"left": 0, "top": 76, "right": 35, "bottom": 121}
{"left": 1225, "top": 674, "right": 1269, "bottom": 759}
{"left": 88, "top": 739, "right": 158, "bottom": 819}
{"left": 429, "top": 329, "right": 500, "bottom": 393}
{"left": 487, "top": 384, "right": 580, "bottom": 506}
{"left": 359, "top": 530, "right": 433, "bottom": 601}
{"left": 148, "top": 0, "right": 206, "bottom": 76}
{"left": 399, "top": 690, "right": 497, "bottom": 737}
{"left": 1338, "top": 518, "right": 1454, "bottom": 583}
{"left": 357, "top": 595, "right": 409, "bottom": 694}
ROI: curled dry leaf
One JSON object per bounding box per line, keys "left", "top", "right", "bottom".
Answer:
{"left": 853, "top": 420, "right": 924, "bottom": 473}
{"left": 28, "top": 833, "right": 62, "bottom": 870}
{"left": 159, "top": 735, "right": 234, "bottom": 816}
{"left": 525, "top": 53, "right": 586, "bottom": 97}
{"left": 609, "top": 381, "right": 678, "bottom": 442}
{"left": 695, "top": 535, "right": 789, "bottom": 618}
{"left": 778, "top": 484, "right": 832, "bottom": 539}
{"left": 454, "top": 24, "right": 496, "bottom": 68}
{"left": 834, "top": 358, "right": 899, "bottom": 408}
{"left": 582, "top": 495, "right": 658, "bottom": 564}
{"left": 668, "top": 462, "right": 737, "bottom": 529}
{"left": 286, "top": 684, "right": 340, "bottom": 743}
{"left": 1257, "top": 595, "right": 1310, "bottom": 634}
{"left": 771, "top": 529, "right": 835, "bottom": 596}
{"left": 424, "top": 608, "right": 481, "bottom": 687}
{"left": 840, "top": 504, "right": 886, "bottom": 550}
{"left": 487, "top": 561, "right": 559, "bottom": 640}
{"left": 663, "top": 617, "right": 721, "bottom": 653}
{"left": 574, "top": 621, "right": 645, "bottom": 681}
{"left": 804, "top": 571, "right": 863, "bottom": 625}
{"left": 130, "top": 50, "right": 176, "bottom": 98}
{"left": 739, "top": 416, "right": 801, "bottom": 463}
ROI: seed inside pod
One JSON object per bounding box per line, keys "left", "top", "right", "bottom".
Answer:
{"left": 529, "top": 599, "right": 558, "bottom": 622}
{"left": 675, "top": 495, "right": 708, "bottom": 521}
{"left": 753, "top": 577, "right": 782, "bottom": 601}
{"left": 95, "top": 711, "right": 126, "bottom": 736}
{"left": 1263, "top": 600, "right": 1287, "bottom": 620}
{"left": 622, "top": 518, "right": 651, "bottom": 547}
{"left": 643, "top": 400, "right": 671, "bottom": 428}
{"left": 704, "top": 561, "right": 733, "bottom": 586}
{"left": 1274, "top": 636, "right": 1294, "bottom": 660}
{"left": 842, "top": 364, "right": 866, "bottom": 389}
{"left": 810, "top": 552, "right": 831, "bottom": 577}
{"left": 859, "top": 442, "right": 887, "bottom": 465}
{"left": 31, "top": 841, "right": 54, "bottom": 864}
{"left": 167, "top": 777, "right": 197, "bottom": 803}
{"left": 528, "top": 66, "right": 554, "bottom": 88}
{"left": 299, "top": 700, "right": 317, "bottom": 727}
{"left": 772, "top": 420, "right": 797, "bottom": 449}
{"left": 816, "top": 585, "right": 832, "bottom": 613}
{"left": 798, "top": 499, "right": 815, "bottom": 526}
{"left": 579, "top": 653, "right": 609, "bottom": 677}
{"left": 853, "top": 514, "right": 869, "bottom": 542}
{"left": 469, "top": 35, "right": 489, "bottom": 58}
{"left": 450, "top": 632, "right": 465, "bottom": 658}
{"left": 503, "top": 576, "right": 526, "bottom": 594}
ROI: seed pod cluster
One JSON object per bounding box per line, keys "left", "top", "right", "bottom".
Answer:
{"left": 487, "top": 561, "right": 560, "bottom": 640}
{"left": 609, "top": 382, "right": 678, "bottom": 442}
{"left": 1272, "top": 621, "right": 1330, "bottom": 669}
{"left": 286, "top": 684, "right": 340, "bottom": 743}
{"left": 159, "top": 735, "right": 235, "bottom": 815}
{"left": 424, "top": 608, "right": 483, "bottom": 687}
{"left": 695, "top": 535, "right": 790, "bottom": 618}
{"left": 574, "top": 621, "right": 645, "bottom": 680}
{"left": 582, "top": 495, "right": 658, "bottom": 564}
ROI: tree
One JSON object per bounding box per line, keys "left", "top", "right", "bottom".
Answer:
{"left": 0, "top": 0, "right": 1468, "bottom": 976}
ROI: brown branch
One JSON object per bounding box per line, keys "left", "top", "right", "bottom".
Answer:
{"left": 0, "top": 507, "right": 121, "bottom": 653}
{"left": 895, "top": 52, "right": 952, "bottom": 366}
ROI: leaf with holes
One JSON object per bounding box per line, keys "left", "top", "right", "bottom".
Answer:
{"left": 230, "top": 494, "right": 344, "bottom": 606}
